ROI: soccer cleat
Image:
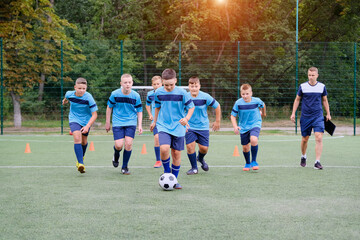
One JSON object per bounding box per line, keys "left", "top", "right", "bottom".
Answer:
{"left": 76, "top": 161, "right": 79, "bottom": 169}
{"left": 251, "top": 161, "right": 259, "bottom": 170}
{"left": 197, "top": 157, "right": 209, "bottom": 171}
{"left": 186, "top": 168, "right": 198, "bottom": 175}
{"left": 112, "top": 156, "right": 119, "bottom": 168}
{"left": 121, "top": 167, "right": 131, "bottom": 175}
{"left": 175, "top": 183, "right": 182, "bottom": 189}
{"left": 153, "top": 161, "right": 162, "bottom": 168}
{"left": 78, "top": 163, "right": 86, "bottom": 174}
{"left": 300, "top": 157, "right": 306, "bottom": 167}
{"left": 243, "top": 163, "right": 251, "bottom": 171}
{"left": 314, "top": 161, "right": 323, "bottom": 170}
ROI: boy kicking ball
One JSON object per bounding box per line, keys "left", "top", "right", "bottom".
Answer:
{"left": 62, "top": 78, "right": 98, "bottom": 173}
{"left": 231, "top": 84, "right": 266, "bottom": 171}
{"left": 150, "top": 68, "right": 195, "bottom": 189}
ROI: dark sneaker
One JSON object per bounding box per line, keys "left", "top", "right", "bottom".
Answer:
{"left": 197, "top": 157, "right": 209, "bottom": 171}
{"left": 314, "top": 162, "right": 323, "bottom": 170}
{"left": 112, "top": 156, "right": 119, "bottom": 168}
{"left": 186, "top": 168, "right": 198, "bottom": 175}
{"left": 300, "top": 157, "right": 306, "bottom": 167}
{"left": 175, "top": 183, "right": 182, "bottom": 189}
{"left": 121, "top": 167, "right": 131, "bottom": 175}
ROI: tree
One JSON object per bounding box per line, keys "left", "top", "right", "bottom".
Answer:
{"left": 0, "top": 0, "right": 84, "bottom": 127}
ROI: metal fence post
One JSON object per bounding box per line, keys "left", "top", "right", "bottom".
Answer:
{"left": 354, "top": 42, "right": 357, "bottom": 136}
{"left": 1, "top": 38, "right": 3, "bottom": 135}
{"left": 120, "top": 40, "right": 123, "bottom": 76}
{"left": 60, "top": 40, "right": 64, "bottom": 135}
{"left": 295, "top": 42, "right": 299, "bottom": 135}
{"left": 237, "top": 41, "right": 240, "bottom": 99}
{"left": 179, "top": 41, "right": 181, "bottom": 86}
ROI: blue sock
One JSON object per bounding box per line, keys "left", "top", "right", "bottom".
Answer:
{"left": 113, "top": 146, "right": 121, "bottom": 162}
{"left": 162, "top": 157, "right": 171, "bottom": 173}
{"left": 251, "top": 145, "right": 258, "bottom": 163}
{"left": 82, "top": 143, "right": 88, "bottom": 157}
{"left": 172, "top": 164, "right": 181, "bottom": 178}
{"left": 154, "top": 146, "right": 160, "bottom": 161}
{"left": 122, "top": 149, "right": 132, "bottom": 168}
{"left": 187, "top": 152, "right": 197, "bottom": 169}
{"left": 74, "top": 144, "right": 83, "bottom": 164}
{"left": 198, "top": 151, "right": 206, "bottom": 162}
{"left": 243, "top": 151, "right": 250, "bottom": 164}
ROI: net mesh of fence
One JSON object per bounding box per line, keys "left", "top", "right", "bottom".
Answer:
{"left": 1, "top": 40, "right": 359, "bottom": 133}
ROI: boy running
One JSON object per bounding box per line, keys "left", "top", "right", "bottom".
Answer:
{"left": 106, "top": 74, "right": 143, "bottom": 175}
{"left": 185, "top": 76, "right": 221, "bottom": 175}
{"left": 150, "top": 68, "right": 195, "bottom": 189}
{"left": 62, "top": 77, "right": 98, "bottom": 174}
{"left": 231, "top": 84, "right": 266, "bottom": 171}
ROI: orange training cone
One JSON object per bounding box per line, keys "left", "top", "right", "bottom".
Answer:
{"left": 141, "top": 144, "right": 147, "bottom": 154}
{"left": 233, "top": 145, "right": 240, "bottom": 157}
{"left": 25, "top": 143, "right": 32, "bottom": 153}
{"left": 89, "top": 141, "right": 95, "bottom": 151}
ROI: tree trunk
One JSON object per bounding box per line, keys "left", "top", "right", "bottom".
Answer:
{"left": 10, "top": 92, "right": 22, "bottom": 128}
{"left": 38, "top": 73, "right": 45, "bottom": 101}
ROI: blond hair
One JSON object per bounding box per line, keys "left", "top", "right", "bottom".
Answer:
{"left": 151, "top": 75, "right": 161, "bottom": 83}
{"left": 240, "top": 83, "right": 252, "bottom": 92}
{"left": 121, "top": 73, "right": 132, "bottom": 81}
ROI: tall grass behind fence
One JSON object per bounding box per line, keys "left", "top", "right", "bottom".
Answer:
{"left": 0, "top": 40, "right": 359, "bottom": 134}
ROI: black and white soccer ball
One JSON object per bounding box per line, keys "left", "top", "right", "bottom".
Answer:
{"left": 159, "top": 173, "right": 178, "bottom": 191}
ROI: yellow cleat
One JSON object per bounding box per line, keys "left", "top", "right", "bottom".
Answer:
{"left": 78, "top": 163, "right": 86, "bottom": 173}
{"left": 76, "top": 162, "right": 79, "bottom": 169}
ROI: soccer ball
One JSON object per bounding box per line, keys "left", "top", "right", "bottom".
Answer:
{"left": 158, "top": 173, "right": 178, "bottom": 191}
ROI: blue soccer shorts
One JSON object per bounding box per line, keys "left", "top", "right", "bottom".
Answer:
{"left": 185, "top": 129, "right": 210, "bottom": 147}
{"left": 158, "top": 132, "right": 185, "bottom": 151}
{"left": 240, "top": 127, "right": 260, "bottom": 145}
{"left": 300, "top": 116, "right": 325, "bottom": 137}
{"left": 112, "top": 126, "right": 136, "bottom": 140}
{"left": 69, "top": 122, "right": 90, "bottom": 136}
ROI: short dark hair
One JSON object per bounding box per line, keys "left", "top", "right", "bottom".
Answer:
{"left": 75, "top": 77, "right": 87, "bottom": 85}
{"left": 188, "top": 76, "right": 200, "bottom": 85}
{"left": 162, "top": 68, "right": 176, "bottom": 80}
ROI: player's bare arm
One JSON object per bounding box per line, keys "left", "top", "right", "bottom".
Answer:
{"left": 261, "top": 103, "right": 267, "bottom": 118}
{"left": 105, "top": 106, "right": 112, "bottom": 132}
{"left": 137, "top": 112, "right": 143, "bottom": 135}
{"left": 180, "top": 107, "right": 195, "bottom": 126}
{"left": 230, "top": 115, "right": 240, "bottom": 135}
{"left": 212, "top": 104, "right": 221, "bottom": 131}
{"left": 322, "top": 96, "right": 331, "bottom": 121}
{"left": 82, "top": 111, "right": 97, "bottom": 134}
{"left": 290, "top": 95, "right": 301, "bottom": 123}
{"left": 150, "top": 107, "right": 160, "bottom": 132}
{"left": 145, "top": 105, "right": 153, "bottom": 120}
{"left": 62, "top": 97, "right": 68, "bottom": 105}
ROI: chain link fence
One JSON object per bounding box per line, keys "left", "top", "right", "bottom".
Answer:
{"left": 1, "top": 40, "right": 359, "bottom": 135}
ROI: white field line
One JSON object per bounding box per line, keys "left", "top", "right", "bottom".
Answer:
{"left": 0, "top": 164, "right": 359, "bottom": 169}
{"left": 0, "top": 135, "right": 345, "bottom": 143}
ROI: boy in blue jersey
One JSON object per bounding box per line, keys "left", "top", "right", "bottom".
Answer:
{"left": 291, "top": 67, "right": 331, "bottom": 170}
{"left": 62, "top": 78, "right": 98, "bottom": 174}
{"left": 150, "top": 68, "right": 195, "bottom": 189}
{"left": 231, "top": 84, "right": 266, "bottom": 171}
{"left": 185, "top": 76, "right": 221, "bottom": 175}
{"left": 145, "top": 75, "right": 163, "bottom": 168}
{"left": 106, "top": 74, "right": 143, "bottom": 175}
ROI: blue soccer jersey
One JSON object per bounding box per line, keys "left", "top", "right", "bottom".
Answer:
{"left": 297, "top": 81, "right": 327, "bottom": 119}
{"left": 65, "top": 91, "right": 98, "bottom": 126}
{"left": 107, "top": 88, "right": 143, "bottom": 127}
{"left": 146, "top": 90, "right": 156, "bottom": 122}
{"left": 154, "top": 86, "right": 194, "bottom": 137}
{"left": 187, "top": 91, "right": 219, "bottom": 130}
{"left": 231, "top": 97, "right": 264, "bottom": 134}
